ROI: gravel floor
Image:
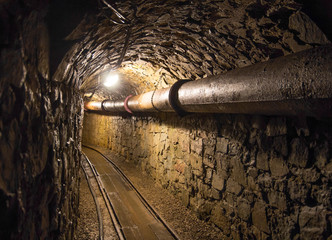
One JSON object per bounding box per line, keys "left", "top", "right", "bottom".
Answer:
{"left": 76, "top": 145, "right": 224, "bottom": 240}
{"left": 74, "top": 170, "right": 99, "bottom": 240}
{"left": 93, "top": 146, "right": 225, "bottom": 240}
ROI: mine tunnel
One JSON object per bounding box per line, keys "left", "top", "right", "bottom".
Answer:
{"left": 1, "top": 0, "right": 332, "bottom": 239}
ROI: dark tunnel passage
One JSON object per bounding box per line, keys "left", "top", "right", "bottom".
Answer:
{"left": 0, "top": 0, "right": 332, "bottom": 239}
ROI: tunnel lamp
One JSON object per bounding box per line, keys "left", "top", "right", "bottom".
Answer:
{"left": 104, "top": 73, "right": 119, "bottom": 87}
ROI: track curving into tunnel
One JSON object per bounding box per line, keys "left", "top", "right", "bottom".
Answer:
{"left": 81, "top": 145, "right": 179, "bottom": 240}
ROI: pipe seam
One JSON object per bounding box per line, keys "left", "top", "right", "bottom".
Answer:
{"left": 124, "top": 95, "right": 133, "bottom": 114}
{"left": 151, "top": 89, "right": 162, "bottom": 112}
{"left": 169, "top": 79, "right": 192, "bottom": 117}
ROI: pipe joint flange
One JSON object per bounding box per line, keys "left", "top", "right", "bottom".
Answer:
{"left": 169, "top": 79, "right": 192, "bottom": 117}
{"left": 124, "top": 95, "right": 133, "bottom": 114}
{"left": 101, "top": 100, "right": 109, "bottom": 112}
{"left": 151, "top": 90, "right": 162, "bottom": 112}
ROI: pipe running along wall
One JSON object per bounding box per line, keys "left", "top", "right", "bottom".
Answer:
{"left": 84, "top": 45, "right": 332, "bottom": 117}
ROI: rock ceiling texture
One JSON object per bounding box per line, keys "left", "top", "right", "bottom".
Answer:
{"left": 51, "top": 0, "right": 330, "bottom": 101}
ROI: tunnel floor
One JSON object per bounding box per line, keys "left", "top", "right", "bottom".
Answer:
{"left": 75, "top": 167, "right": 100, "bottom": 240}
{"left": 75, "top": 145, "right": 223, "bottom": 240}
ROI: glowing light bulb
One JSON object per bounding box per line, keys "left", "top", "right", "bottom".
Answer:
{"left": 104, "top": 74, "right": 119, "bottom": 87}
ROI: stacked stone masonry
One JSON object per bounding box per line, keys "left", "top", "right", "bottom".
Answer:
{"left": 65, "top": 0, "right": 330, "bottom": 99}
{"left": 1, "top": 0, "right": 331, "bottom": 239}
{"left": 83, "top": 112, "right": 332, "bottom": 240}
{"left": 0, "top": 1, "right": 83, "bottom": 239}
{"left": 80, "top": 5, "right": 331, "bottom": 238}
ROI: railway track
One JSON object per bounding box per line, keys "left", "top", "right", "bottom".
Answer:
{"left": 81, "top": 145, "right": 179, "bottom": 240}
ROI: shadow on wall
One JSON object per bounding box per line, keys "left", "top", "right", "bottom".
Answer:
{"left": 82, "top": 112, "right": 332, "bottom": 239}
{"left": 0, "top": 0, "right": 84, "bottom": 239}
{"left": 296, "top": 0, "right": 332, "bottom": 41}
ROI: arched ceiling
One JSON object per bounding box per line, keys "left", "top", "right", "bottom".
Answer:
{"left": 50, "top": 0, "right": 330, "bottom": 101}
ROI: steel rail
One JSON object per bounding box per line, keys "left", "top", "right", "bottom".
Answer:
{"left": 82, "top": 153, "right": 126, "bottom": 240}
{"left": 80, "top": 156, "right": 104, "bottom": 240}
{"left": 83, "top": 144, "right": 181, "bottom": 240}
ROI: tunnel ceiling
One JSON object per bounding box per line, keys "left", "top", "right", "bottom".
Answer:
{"left": 50, "top": 0, "right": 331, "bottom": 101}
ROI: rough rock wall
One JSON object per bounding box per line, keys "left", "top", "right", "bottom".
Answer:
{"left": 82, "top": 1, "right": 331, "bottom": 239}
{"left": 0, "top": 1, "right": 83, "bottom": 239}
{"left": 65, "top": 0, "right": 330, "bottom": 99}
{"left": 83, "top": 113, "right": 331, "bottom": 239}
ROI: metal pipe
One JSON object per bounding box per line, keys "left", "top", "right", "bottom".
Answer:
{"left": 84, "top": 45, "right": 332, "bottom": 117}
{"left": 84, "top": 101, "right": 103, "bottom": 111}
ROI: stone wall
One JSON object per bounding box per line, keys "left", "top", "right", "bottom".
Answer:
{"left": 0, "top": 1, "right": 83, "bottom": 239}
{"left": 83, "top": 112, "right": 331, "bottom": 239}
{"left": 80, "top": 1, "right": 331, "bottom": 239}
{"left": 68, "top": 0, "right": 331, "bottom": 100}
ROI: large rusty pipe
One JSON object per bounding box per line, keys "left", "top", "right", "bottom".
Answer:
{"left": 84, "top": 45, "right": 332, "bottom": 117}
